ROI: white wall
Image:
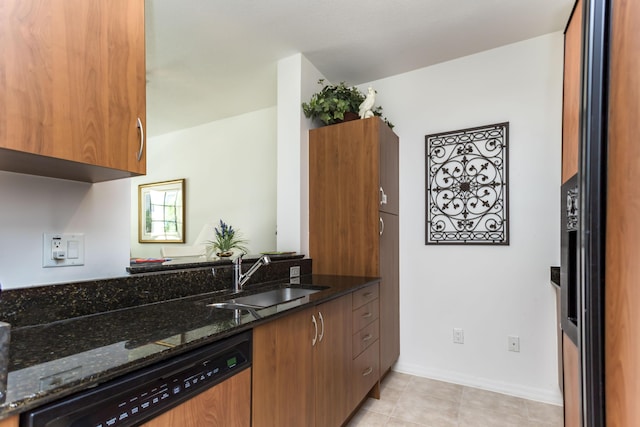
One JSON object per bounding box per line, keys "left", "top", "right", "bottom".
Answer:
{"left": 130, "top": 107, "right": 277, "bottom": 258}
{"left": 359, "top": 33, "right": 563, "bottom": 403}
{"left": 276, "top": 54, "right": 326, "bottom": 255}
{"left": 0, "top": 172, "right": 130, "bottom": 289}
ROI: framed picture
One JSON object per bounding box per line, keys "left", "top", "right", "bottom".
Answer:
{"left": 425, "top": 122, "right": 509, "bottom": 245}
{"left": 138, "top": 179, "right": 185, "bottom": 243}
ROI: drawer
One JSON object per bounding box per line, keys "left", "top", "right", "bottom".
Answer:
{"left": 352, "top": 284, "right": 379, "bottom": 309}
{"left": 352, "top": 319, "right": 379, "bottom": 359}
{"left": 352, "top": 339, "right": 380, "bottom": 406}
{"left": 352, "top": 300, "right": 379, "bottom": 332}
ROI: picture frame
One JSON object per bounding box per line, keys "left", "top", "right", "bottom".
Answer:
{"left": 138, "top": 179, "right": 185, "bottom": 243}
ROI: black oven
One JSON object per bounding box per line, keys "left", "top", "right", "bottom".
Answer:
{"left": 560, "top": 173, "right": 579, "bottom": 345}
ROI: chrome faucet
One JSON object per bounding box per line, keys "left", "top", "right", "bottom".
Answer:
{"left": 232, "top": 254, "right": 271, "bottom": 293}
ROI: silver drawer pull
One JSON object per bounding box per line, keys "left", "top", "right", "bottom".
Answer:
{"left": 362, "top": 312, "right": 373, "bottom": 319}
{"left": 362, "top": 334, "right": 373, "bottom": 342}
{"left": 312, "top": 314, "right": 318, "bottom": 346}
{"left": 362, "top": 367, "right": 373, "bottom": 377}
{"left": 318, "top": 311, "right": 325, "bottom": 343}
{"left": 136, "top": 117, "right": 145, "bottom": 161}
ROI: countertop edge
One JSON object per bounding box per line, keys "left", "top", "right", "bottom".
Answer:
{"left": 0, "top": 274, "right": 381, "bottom": 419}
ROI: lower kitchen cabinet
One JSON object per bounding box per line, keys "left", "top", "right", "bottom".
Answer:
{"left": 252, "top": 294, "right": 352, "bottom": 427}
{"left": 351, "top": 284, "right": 381, "bottom": 409}
{"left": 563, "top": 333, "right": 581, "bottom": 427}
{"left": 379, "top": 212, "right": 400, "bottom": 375}
{"left": 314, "top": 295, "right": 352, "bottom": 427}
{"left": 141, "top": 368, "right": 251, "bottom": 427}
{"left": 252, "top": 307, "right": 314, "bottom": 427}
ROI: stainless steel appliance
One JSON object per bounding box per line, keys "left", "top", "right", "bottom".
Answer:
{"left": 561, "top": 173, "right": 579, "bottom": 345}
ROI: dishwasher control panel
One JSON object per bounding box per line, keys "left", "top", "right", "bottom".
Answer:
{"left": 21, "top": 331, "right": 252, "bottom": 427}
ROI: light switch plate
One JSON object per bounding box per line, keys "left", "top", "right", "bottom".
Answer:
{"left": 43, "top": 233, "right": 85, "bottom": 268}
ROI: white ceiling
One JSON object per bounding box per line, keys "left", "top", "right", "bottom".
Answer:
{"left": 145, "top": 0, "right": 574, "bottom": 137}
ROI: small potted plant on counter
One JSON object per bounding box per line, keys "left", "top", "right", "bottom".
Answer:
{"left": 207, "top": 220, "right": 249, "bottom": 258}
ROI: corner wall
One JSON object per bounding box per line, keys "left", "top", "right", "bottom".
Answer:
{"left": 362, "top": 33, "right": 564, "bottom": 403}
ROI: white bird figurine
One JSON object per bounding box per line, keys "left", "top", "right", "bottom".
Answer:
{"left": 359, "top": 87, "right": 376, "bottom": 119}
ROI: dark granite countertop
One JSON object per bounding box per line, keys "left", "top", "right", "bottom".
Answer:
{"left": 126, "top": 253, "right": 304, "bottom": 274}
{"left": 0, "top": 259, "right": 379, "bottom": 419}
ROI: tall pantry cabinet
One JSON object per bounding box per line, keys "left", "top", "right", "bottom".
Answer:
{"left": 309, "top": 116, "right": 400, "bottom": 381}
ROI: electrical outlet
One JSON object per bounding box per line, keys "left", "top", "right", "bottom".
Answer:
{"left": 508, "top": 336, "right": 520, "bottom": 352}
{"left": 43, "top": 233, "right": 85, "bottom": 268}
{"left": 453, "top": 328, "right": 464, "bottom": 344}
{"left": 290, "top": 266, "right": 301, "bottom": 278}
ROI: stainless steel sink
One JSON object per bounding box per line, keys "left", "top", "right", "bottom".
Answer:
{"left": 228, "top": 287, "right": 326, "bottom": 308}
{"left": 207, "top": 285, "right": 328, "bottom": 310}
{"left": 208, "top": 302, "right": 262, "bottom": 310}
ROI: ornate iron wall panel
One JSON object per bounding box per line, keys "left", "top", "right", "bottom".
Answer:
{"left": 425, "top": 122, "right": 509, "bottom": 245}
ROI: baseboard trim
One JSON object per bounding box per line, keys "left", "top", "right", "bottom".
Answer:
{"left": 392, "top": 362, "right": 563, "bottom": 406}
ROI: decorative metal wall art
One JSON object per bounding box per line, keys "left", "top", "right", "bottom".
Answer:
{"left": 425, "top": 122, "right": 509, "bottom": 245}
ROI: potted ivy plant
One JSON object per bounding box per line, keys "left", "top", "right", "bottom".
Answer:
{"left": 302, "top": 79, "right": 393, "bottom": 128}
{"left": 207, "top": 220, "right": 249, "bottom": 257}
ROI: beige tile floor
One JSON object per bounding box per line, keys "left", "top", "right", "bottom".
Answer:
{"left": 347, "top": 371, "right": 564, "bottom": 427}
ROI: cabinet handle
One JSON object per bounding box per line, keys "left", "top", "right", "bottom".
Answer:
{"left": 362, "top": 333, "right": 373, "bottom": 342}
{"left": 379, "top": 217, "right": 384, "bottom": 236}
{"left": 312, "top": 314, "right": 318, "bottom": 346}
{"left": 136, "top": 117, "right": 145, "bottom": 161}
{"left": 362, "top": 312, "right": 373, "bottom": 319}
{"left": 318, "top": 311, "right": 325, "bottom": 343}
{"left": 362, "top": 367, "right": 373, "bottom": 377}
{"left": 363, "top": 292, "right": 373, "bottom": 298}
{"left": 379, "top": 187, "right": 388, "bottom": 206}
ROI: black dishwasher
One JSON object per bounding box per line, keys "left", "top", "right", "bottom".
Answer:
{"left": 21, "top": 330, "right": 251, "bottom": 427}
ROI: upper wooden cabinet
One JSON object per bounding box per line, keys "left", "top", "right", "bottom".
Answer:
{"left": 379, "top": 123, "right": 399, "bottom": 215}
{"left": 0, "top": 0, "right": 146, "bottom": 182}
{"left": 562, "top": 0, "right": 582, "bottom": 183}
{"left": 309, "top": 117, "right": 399, "bottom": 276}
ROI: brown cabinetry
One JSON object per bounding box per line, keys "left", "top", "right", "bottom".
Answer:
{"left": 0, "top": 416, "right": 18, "bottom": 427}
{"left": 252, "top": 294, "right": 352, "bottom": 427}
{"left": 561, "top": 0, "right": 583, "bottom": 426}
{"left": 309, "top": 116, "right": 400, "bottom": 381}
{"left": 141, "top": 368, "right": 251, "bottom": 427}
{"left": 0, "top": 0, "right": 146, "bottom": 182}
{"left": 562, "top": 0, "right": 582, "bottom": 184}
{"left": 562, "top": 334, "right": 581, "bottom": 427}
{"left": 314, "top": 295, "right": 352, "bottom": 427}
{"left": 351, "top": 283, "right": 380, "bottom": 409}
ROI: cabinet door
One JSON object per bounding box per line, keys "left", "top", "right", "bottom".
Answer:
{"left": 379, "top": 123, "right": 399, "bottom": 215}
{"left": 309, "top": 118, "right": 380, "bottom": 276}
{"left": 0, "top": 0, "right": 146, "bottom": 177}
{"left": 252, "top": 307, "right": 315, "bottom": 427}
{"left": 314, "top": 295, "right": 352, "bottom": 427}
{"left": 562, "top": 0, "right": 582, "bottom": 183}
{"left": 141, "top": 368, "right": 250, "bottom": 427}
{"left": 379, "top": 212, "right": 400, "bottom": 374}
{"left": 563, "top": 333, "right": 581, "bottom": 427}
